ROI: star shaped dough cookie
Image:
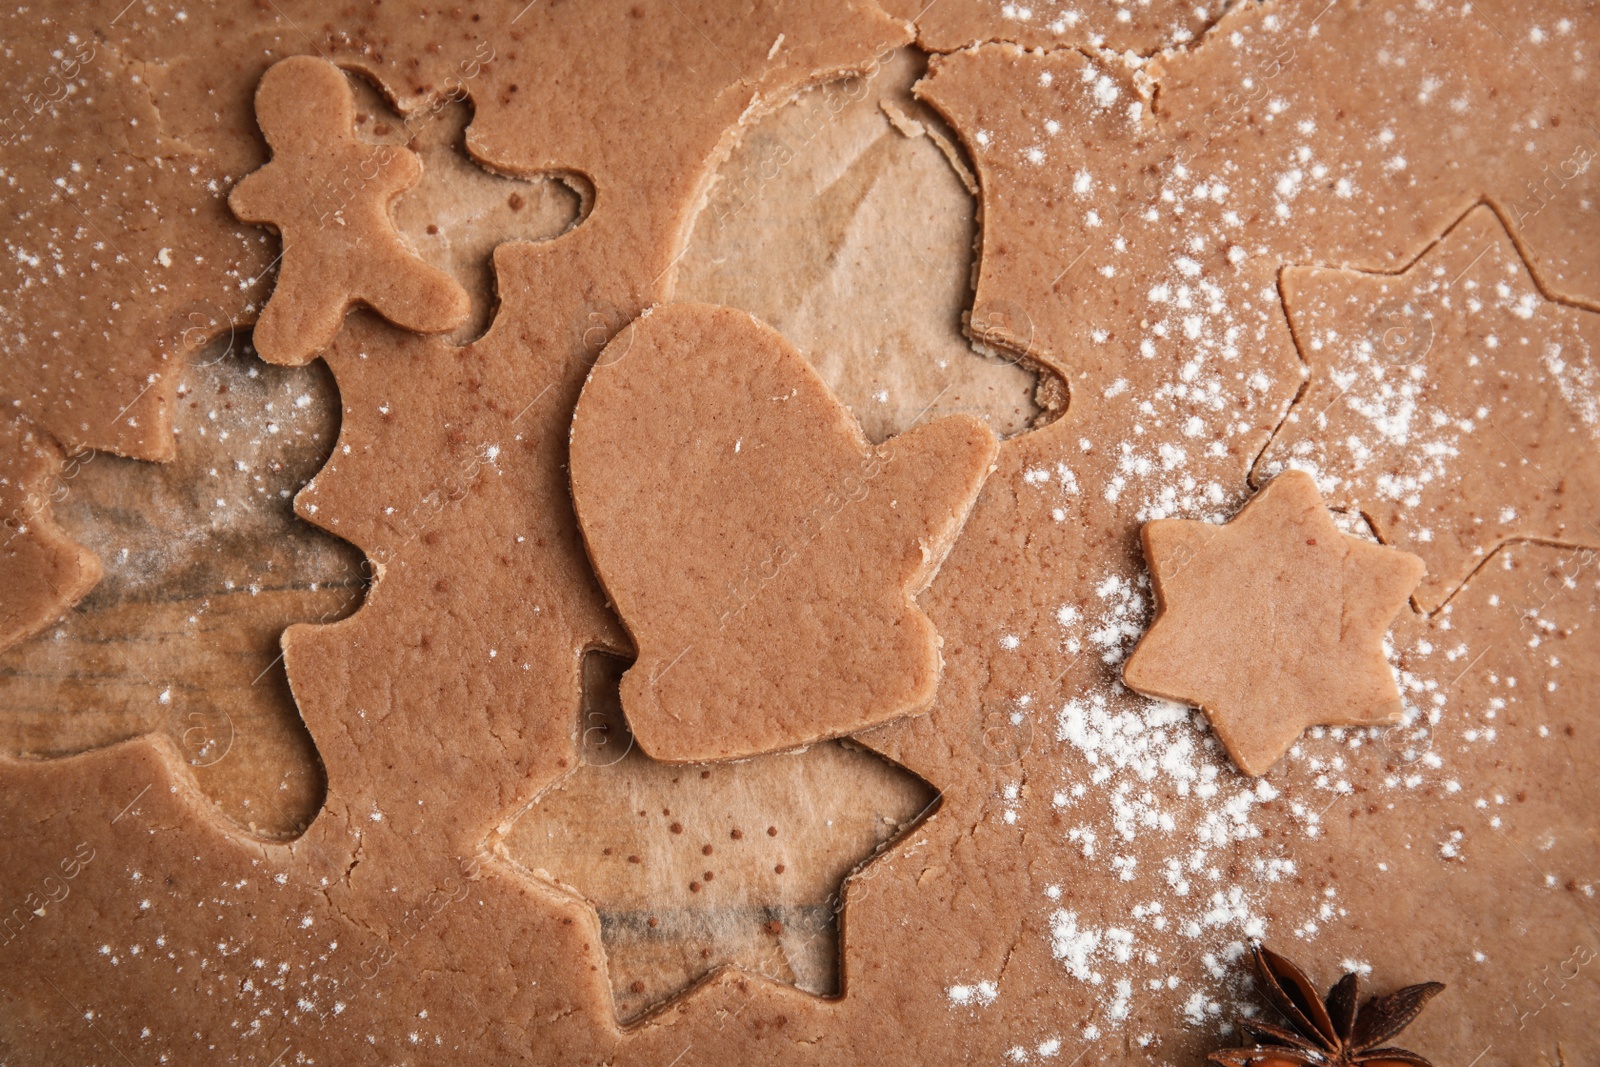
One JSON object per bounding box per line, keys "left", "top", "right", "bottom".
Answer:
{"left": 229, "top": 56, "right": 468, "bottom": 365}
{"left": 1122, "top": 470, "right": 1426, "bottom": 776}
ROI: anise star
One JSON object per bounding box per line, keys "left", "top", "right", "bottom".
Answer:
{"left": 1211, "top": 946, "right": 1445, "bottom": 1067}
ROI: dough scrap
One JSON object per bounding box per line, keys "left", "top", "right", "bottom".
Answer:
{"left": 1258, "top": 204, "right": 1600, "bottom": 612}
{"left": 569, "top": 304, "right": 998, "bottom": 762}
{"left": 229, "top": 56, "right": 470, "bottom": 366}
{"left": 1122, "top": 470, "right": 1426, "bottom": 776}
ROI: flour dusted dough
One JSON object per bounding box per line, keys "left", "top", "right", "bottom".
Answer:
{"left": 1258, "top": 206, "right": 1600, "bottom": 612}
{"left": 3, "top": 0, "right": 1599, "bottom": 1063}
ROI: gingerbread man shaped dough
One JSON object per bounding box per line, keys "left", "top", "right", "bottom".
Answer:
{"left": 230, "top": 56, "right": 468, "bottom": 365}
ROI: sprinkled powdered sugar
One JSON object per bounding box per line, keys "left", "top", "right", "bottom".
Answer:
{"left": 1004, "top": 424, "right": 1477, "bottom": 1053}
{"left": 946, "top": 979, "right": 1000, "bottom": 1007}
{"left": 1541, "top": 341, "right": 1600, "bottom": 437}
{"left": 1000, "top": 550, "right": 1495, "bottom": 1059}
{"left": 1262, "top": 292, "right": 1466, "bottom": 509}
{"left": 923, "top": 18, "right": 1580, "bottom": 1063}
{"left": 1262, "top": 242, "right": 1598, "bottom": 544}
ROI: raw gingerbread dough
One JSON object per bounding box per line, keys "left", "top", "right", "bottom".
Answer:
{"left": 570, "top": 303, "right": 997, "bottom": 762}
{"left": 229, "top": 56, "right": 470, "bottom": 365}
{"left": 880, "top": 0, "right": 1225, "bottom": 55}
{"left": 4, "top": 0, "right": 1600, "bottom": 1064}
{"left": 1122, "top": 470, "right": 1426, "bottom": 776}
{"left": 3, "top": 3, "right": 915, "bottom": 1063}
{"left": 0, "top": 421, "right": 101, "bottom": 651}
{"left": 1257, "top": 205, "right": 1600, "bottom": 613}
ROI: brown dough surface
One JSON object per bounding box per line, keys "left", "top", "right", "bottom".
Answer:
{"left": 4, "top": 2, "right": 916, "bottom": 1062}
{"left": 228, "top": 56, "right": 471, "bottom": 365}
{"left": 0, "top": 5, "right": 276, "bottom": 467}
{"left": 2, "top": 0, "right": 1600, "bottom": 1064}
{"left": 1257, "top": 205, "right": 1600, "bottom": 613}
{"left": 570, "top": 303, "right": 997, "bottom": 762}
{"left": 0, "top": 421, "right": 102, "bottom": 650}
{"left": 1122, "top": 470, "right": 1426, "bottom": 776}
{"left": 880, "top": 0, "right": 1226, "bottom": 55}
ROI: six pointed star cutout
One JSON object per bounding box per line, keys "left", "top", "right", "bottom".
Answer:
{"left": 229, "top": 56, "right": 469, "bottom": 366}
{"left": 569, "top": 303, "right": 998, "bottom": 763}
{"left": 1257, "top": 205, "right": 1600, "bottom": 612}
{"left": 505, "top": 655, "right": 936, "bottom": 1022}
{"left": 1122, "top": 470, "right": 1426, "bottom": 776}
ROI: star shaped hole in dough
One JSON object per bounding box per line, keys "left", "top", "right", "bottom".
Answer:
{"left": 501, "top": 652, "right": 938, "bottom": 1023}
{"left": 1257, "top": 204, "right": 1600, "bottom": 612}
{"left": 1122, "top": 470, "right": 1425, "bottom": 776}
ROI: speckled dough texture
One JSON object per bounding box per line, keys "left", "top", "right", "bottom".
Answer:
{"left": 2, "top": 0, "right": 1599, "bottom": 1065}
